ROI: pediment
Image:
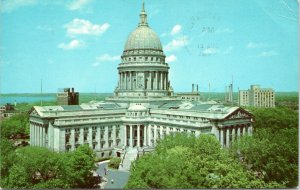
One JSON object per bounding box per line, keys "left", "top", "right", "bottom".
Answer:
{"left": 225, "top": 108, "right": 253, "bottom": 120}
{"left": 29, "top": 107, "right": 39, "bottom": 116}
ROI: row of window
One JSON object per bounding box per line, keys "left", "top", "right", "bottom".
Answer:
{"left": 124, "top": 56, "right": 164, "bottom": 63}
{"left": 166, "top": 114, "right": 208, "bottom": 121}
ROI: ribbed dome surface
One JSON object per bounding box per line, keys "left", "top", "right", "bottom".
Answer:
{"left": 124, "top": 26, "right": 162, "bottom": 51}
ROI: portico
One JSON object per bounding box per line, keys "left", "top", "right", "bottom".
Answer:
{"left": 125, "top": 125, "right": 147, "bottom": 147}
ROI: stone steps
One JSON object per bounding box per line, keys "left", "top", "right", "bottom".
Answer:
{"left": 119, "top": 148, "right": 138, "bottom": 171}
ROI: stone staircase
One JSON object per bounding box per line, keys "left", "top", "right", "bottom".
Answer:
{"left": 118, "top": 148, "right": 138, "bottom": 171}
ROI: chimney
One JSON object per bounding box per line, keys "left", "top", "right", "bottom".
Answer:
{"left": 197, "top": 84, "right": 199, "bottom": 92}
{"left": 192, "top": 84, "right": 194, "bottom": 92}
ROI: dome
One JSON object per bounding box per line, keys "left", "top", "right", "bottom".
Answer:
{"left": 123, "top": 2, "right": 162, "bottom": 52}
{"left": 124, "top": 26, "right": 162, "bottom": 51}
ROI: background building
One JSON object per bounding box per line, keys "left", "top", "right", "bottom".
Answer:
{"left": 177, "top": 84, "right": 201, "bottom": 101}
{"left": 57, "top": 88, "right": 79, "bottom": 105}
{"left": 0, "top": 103, "right": 18, "bottom": 118}
{"left": 238, "top": 85, "right": 275, "bottom": 108}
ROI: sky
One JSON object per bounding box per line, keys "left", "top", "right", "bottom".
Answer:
{"left": 0, "top": 0, "right": 298, "bottom": 93}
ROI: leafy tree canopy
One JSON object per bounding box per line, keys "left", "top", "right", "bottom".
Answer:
{"left": 1, "top": 144, "right": 98, "bottom": 189}
{"left": 231, "top": 107, "right": 298, "bottom": 187}
{"left": 126, "top": 133, "right": 279, "bottom": 189}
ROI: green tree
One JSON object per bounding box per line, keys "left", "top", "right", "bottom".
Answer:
{"left": 61, "top": 144, "right": 97, "bottom": 188}
{"left": 126, "top": 134, "right": 276, "bottom": 189}
{"left": 0, "top": 138, "right": 15, "bottom": 178}
{"left": 2, "top": 145, "right": 98, "bottom": 189}
{"left": 231, "top": 107, "right": 298, "bottom": 187}
{"left": 1, "top": 113, "right": 29, "bottom": 138}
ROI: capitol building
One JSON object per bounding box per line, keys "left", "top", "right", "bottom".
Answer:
{"left": 29, "top": 4, "right": 254, "bottom": 158}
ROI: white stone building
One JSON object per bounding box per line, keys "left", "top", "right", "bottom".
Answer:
{"left": 238, "top": 85, "right": 275, "bottom": 108}
{"left": 30, "top": 4, "right": 254, "bottom": 157}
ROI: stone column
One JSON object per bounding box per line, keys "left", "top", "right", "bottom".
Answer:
{"left": 237, "top": 126, "right": 241, "bottom": 137}
{"left": 242, "top": 126, "right": 246, "bottom": 136}
{"left": 80, "top": 128, "right": 84, "bottom": 145}
{"left": 166, "top": 72, "right": 168, "bottom": 90}
{"left": 37, "top": 125, "right": 40, "bottom": 146}
{"left": 143, "top": 125, "right": 147, "bottom": 147}
{"left": 34, "top": 124, "right": 37, "bottom": 146}
{"left": 155, "top": 72, "right": 158, "bottom": 90}
{"left": 129, "top": 72, "right": 132, "bottom": 90}
{"left": 42, "top": 126, "right": 45, "bottom": 147}
{"left": 149, "top": 71, "right": 152, "bottom": 90}
{"left": 88, "top": 127, "right": 93, "bottom": 149}
{"left": 129, "top": 125, "right": 133, "bottom": 147}
{"left": 39, "top": 125, "right": 42, "bottom": 146}
{"left": 124, "top": 125, "right": 127, "bottom": 147}
{"left": 147, "top": 72, "right": 150, "bottom": 90}
{"left": 154, "top": 125, "right": 157, "bottom": 145}
{"left": 70, "top": 128, "right": 75, "bottom": 151}
{"left": 137, "top": 125, "right": 140, "bottom": 147}
{"left": 220, "top": 128, "right": 224, "bottom": 147}
{"left": 226, "top": 128, "right": 230, "bottom": 147}
{"left": 112, "top": 125, "right": 116, "bottom": 146}
{"left": 30, "top": 123, "right": 32, "bottom": 145}
{"left": 148, "top": 125, "right": 151, "bottom": 146}
{"left": 248, "top": 125, "right": 253, "bottom": 136}
{"left": 167, "top": 126, "right": 170, "bottom": 135}
{"left": 124, "top": 72, "right": 127, "bottom": 90}
{"left": 231, "top": 127, "right": 235, "bottom": 143}
{"left": 160, "top": 72, "right": 163, "bottom": 90}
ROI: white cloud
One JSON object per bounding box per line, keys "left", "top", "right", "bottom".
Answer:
{"left": 1, "top": 0, "right": 37, "bottom": 13}
{"left": 68, "top": 0, "right": 93, "bottom": 11}
{"left": 58, "top": 40, "right": 85, "bottom": 50}
{"left": 164, "top": 36, "right": 189, "bottom": 52}
{"left": 96, "top": 54, "right": 120, "bottom": 62}
{"left": 170, "top": 25, "right": 182, "bottom": 35}
{"left": 246, "top": 42, "right": 268, "bottom": 48}
{"left": 165, "top": 55, "right": 177, "bottom": 63}
{"left": 258, "top": 50, "right": 277, "bottom": 57}
{"left": 92, "top": 54, "right": 120, "bottom": 67}
{"left": 149, "top": 9, "right": 160, "bottom": 19}
{"left": 64, "top": 18, "right": 110, "bottom": 37}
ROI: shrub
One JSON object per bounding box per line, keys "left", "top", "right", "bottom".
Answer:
{"left": 108, "top": 157, "right": 121, "bottom": 169}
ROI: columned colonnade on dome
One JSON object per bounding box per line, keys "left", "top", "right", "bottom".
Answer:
{"left": 118, "top": 71, "right": 168, "bottom": 90}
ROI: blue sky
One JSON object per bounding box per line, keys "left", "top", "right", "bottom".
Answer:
{"left": 0, "top": 0, "right": 298, "bottom": 93}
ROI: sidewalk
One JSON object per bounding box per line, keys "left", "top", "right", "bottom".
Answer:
{"left": 96, "top": 160, "right": 130, "bottom": 189}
